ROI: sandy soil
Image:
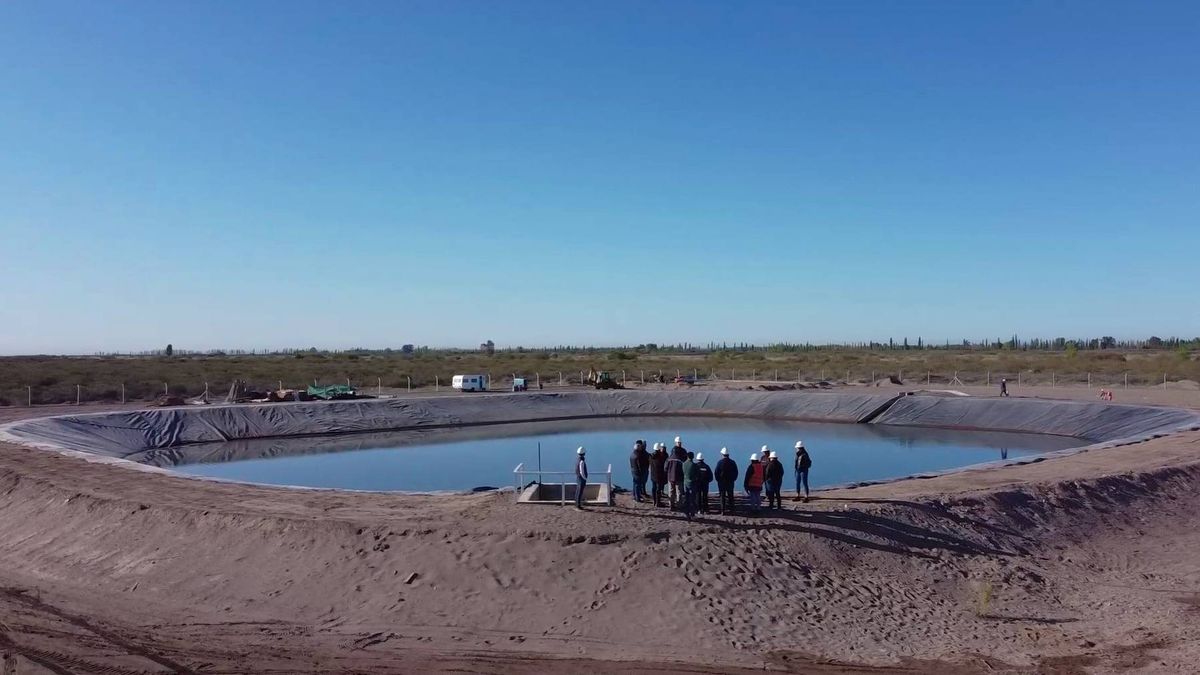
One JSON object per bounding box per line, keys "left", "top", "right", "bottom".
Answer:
{"left": 1, "top": 391, "right": 1199, "bottom": 674}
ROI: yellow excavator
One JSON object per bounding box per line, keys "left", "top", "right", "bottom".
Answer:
{"left": 586, "top": 368, "right": 623, "bottom": 390}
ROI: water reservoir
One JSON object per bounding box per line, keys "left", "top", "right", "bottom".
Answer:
{"left": 161, "top": 416, "right": 1083, "bottom": 492}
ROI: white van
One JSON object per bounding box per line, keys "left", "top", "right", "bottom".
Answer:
{"left": 452, "top": 374, "right": 489, "bottom": 392}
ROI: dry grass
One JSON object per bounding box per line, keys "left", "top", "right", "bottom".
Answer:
{"left": 0, "top": 348, "right": 1196, "bottom": 405}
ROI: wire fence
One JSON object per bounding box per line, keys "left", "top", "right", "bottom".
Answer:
{"left": 2, "top": 368, "right": 1195, "bottom": 407}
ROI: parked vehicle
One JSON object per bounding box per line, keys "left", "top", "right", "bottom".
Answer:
{"left": 586, "top": 368, "right": 623, "bottom": 390}
{"left": 452, "top": 374, "right": 489, "bottom": 392}
{"left": 512, "top": 377, "right": 528, "bottom": 392}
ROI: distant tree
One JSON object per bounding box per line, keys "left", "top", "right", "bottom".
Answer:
{"left": 165, "top": 343, "right": 173, "bottom": 356}
{"left": 401, "top": 344, "right": 414, "bottom": 354}
{"left": 1066, "top": 342, "right": 1079, "bottom": 358}
{"left": 1100, "top": 336, "right": 1116, "bottom": 350}
{"left": 1147, "top": 336, "right": 1163, "bottom": 348}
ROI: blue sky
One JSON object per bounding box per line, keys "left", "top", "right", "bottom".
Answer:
{"left": 2, "top": 1, "right": 1197, "bottom": 354}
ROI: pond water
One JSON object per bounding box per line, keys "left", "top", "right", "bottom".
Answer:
{"left": 164, "top": 417, "right": 1084, "bottom": 492}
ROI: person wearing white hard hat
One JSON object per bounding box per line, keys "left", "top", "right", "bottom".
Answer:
{"left": 693, "top": 452, "right": 713, "bottom": 514}
{"left": 764, "top": 450, "right": 785, "bottom": 509}
{"left": 714, "top": 447, "right": 739, "bottom": 514}
{"left": 665, "top": 443, "right": 685, "bottom": 511}
{"left": 794, "top": 441, "right": 812, "bottom": 503}
{"left": 743, "top": 452, "right": 766, "bottom": 513}
{"left": 681, "top": 451, "right": 697, "bottom": 520}
{"left": 574, "top": 447, "right": 588, "bottom": 509}
{"left": 649, "top": 443, "right": 668, "bottom": 507}
{"left": 672, "top": 436, "right": 688, "bottom": 461}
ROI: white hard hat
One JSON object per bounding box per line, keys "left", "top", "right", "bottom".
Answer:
{"left": 633, "top": 442, "right": 639, "bottom": 449}
{"left": 720, "top": 447, "right": 728, "bottom": 456}
{"left": 674, "top": 436, "right": 682, "bottom": 444}
{"left": 696, "top": 453, "right": 703, "bottom": 461}
{"left": 653, "top": 442, "right": 660, "bottom": 450}
{"left": 761, "top": 444, "right": 769, "bottom": 453}
{"left": 795, "top": 440, "right": 804, "bottom": 449}
{"left": 750, "top": 453, "right": 758, "bottom": 461}
{"left": 770, "top": 451, "right": 778, "bottom": 459}
{"left": 577, "top": 446, "right": 585, "bottom": 455}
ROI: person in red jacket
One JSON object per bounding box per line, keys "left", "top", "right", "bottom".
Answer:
{"left": 743, "top": 453, "right": 765, "bottom": 513}
{"left": 648, "top": 443, "right": 668, "bottom": 507}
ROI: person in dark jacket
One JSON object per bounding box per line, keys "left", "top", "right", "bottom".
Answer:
{"left": 765, "top": 449, "right": 784, "bottom": 509}
{"left": 574, "top": 446, "right": 588, "bottom": 509}
{"left": 665, "top": 448, "right": 685, "bottom": 511}
{"left": 694, "top": 453, "right": 713, "bottom": 514}
{"left": 681, "top": 451, "right": 697, "bottom": 520}
{"left": 649, "top": 443, "right": 668, "bottom": 507}
{"left": 714, "top": 447, "right": 739, "bottom": 514}
{"left": 794, "top": 440, "right": 812, "bottom": 502}
{"left": 629, "top": 440, "right": 650, "bottom": 502}
{"left": 671, "top": 436, "right": 688, "bottom": 462}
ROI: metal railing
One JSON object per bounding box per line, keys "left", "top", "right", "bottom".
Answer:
{"left": 512, "top": 463, "right": 613, "bottom": 506}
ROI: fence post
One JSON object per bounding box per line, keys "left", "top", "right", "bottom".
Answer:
{"left": 407, "top": 376, "right": 412, "bottom": 391}
{"left": 872, "top": 370, "right": 876, "bottom": 385}
{"left": 164, "top": 382, "right": 169, "bottom": 396}
{"left": 1164, "top": 373, "right": 1168, "bottom": 389}
{"left": 121, "top": 383, "right": 125, "bottom": 403}
{"left": 1051, "top": 372, "right": 1055, "bottom": 387}
{"left": 559, "top": 371, "right": 563, "bottom": 386}
{"left": 1087, "top": 372, "right": 1091, "bottom": 388}
{"left": 1123, "top": 372, "right": 1127, "bottom": 389}
{"left": 622, "top": 370, "right": 626, "bottom": 386}
{"left": 536, "top": 372, "right": 541, "bottom": 388}
{"left": 435, "top": 375, "right": 439, "bottom": 392}
{"left": 899, "top": 369, "right": 903, "bottom": 383}
{"left": 846, "top": 370, "right": 850, "bottom": 384}
{"left": 694, "top": 368, "right": 698, "bottom": 380}
{"left": 640, "top": 370, "right": 644, "bottom": 384}
{"left": 278, "top": 380, "right": 283, "bottom": 391}
{"left": 987, "top": 371, "right": 990, "bottom": 387}
{"left": 732, "top": 368, "right": 735, "bottom": 380}
{"left": 378, "top": 377, "right": 382, "bottom": 396}
{"left": 1018, "top": 371, "right": 1021, "bottom": 388}
{"left": 76, "top": 384, "right": 81, "bottom": 405}
{"left": 926, "top": 371, "right": 930, "bottom": 385}
{"left": 27, "top": 385, "right": 32, "bottom": 407}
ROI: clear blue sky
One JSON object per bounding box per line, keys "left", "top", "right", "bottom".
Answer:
{"left": 2, "top": 1, "right": 1197, "bottom": 354}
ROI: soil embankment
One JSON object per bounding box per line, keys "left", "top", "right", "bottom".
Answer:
{"left": 1, "top": 393, "right": 1199, "bottom": 673}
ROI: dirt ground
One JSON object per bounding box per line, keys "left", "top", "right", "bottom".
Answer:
{"left": 1, "top": 389, "right": 1199, "bottom": 674}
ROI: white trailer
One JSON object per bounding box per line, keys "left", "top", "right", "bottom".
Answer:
{"left": 452, "top": 374, "right": 489, "bottom": 392}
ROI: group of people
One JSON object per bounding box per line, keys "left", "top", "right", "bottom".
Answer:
{"left": 613, "top": 437, "right": 814, "bottom": 517}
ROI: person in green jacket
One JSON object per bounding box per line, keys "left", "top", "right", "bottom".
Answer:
{"left": 681, "top": 451, "right": 697, "bottom": 520}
